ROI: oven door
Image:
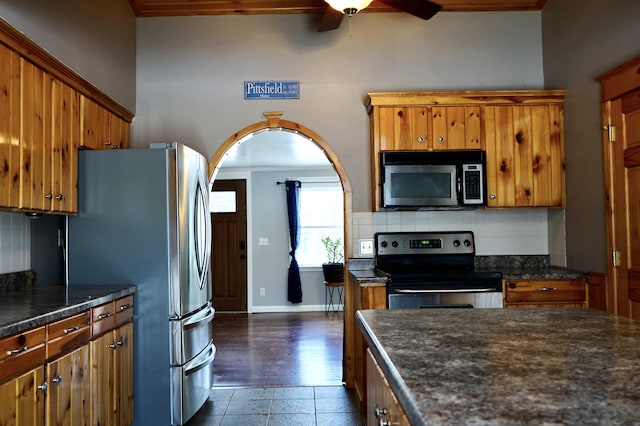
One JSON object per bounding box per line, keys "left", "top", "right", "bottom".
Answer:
{"left": 388, "top": 290, "right": 503, "bottom": 309}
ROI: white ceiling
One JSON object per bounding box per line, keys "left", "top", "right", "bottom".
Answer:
{"left": 217, "top": 128, "right": 332, "bottom": 169}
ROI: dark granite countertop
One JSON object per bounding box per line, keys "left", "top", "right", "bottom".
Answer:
{"left": 348, "top": 255, "right": 588, "bottom": 285}
{"left": 357, "top": 308, "right": 640, "bottom": 425}
{"left": 0, "top": 285, "right": 136, "bottom": 338}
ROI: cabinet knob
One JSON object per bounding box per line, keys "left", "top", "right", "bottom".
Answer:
{"left": 52, "top": 375, "right": 62, "bottom": 385}
{"left": 417, "top": 136, "right": 424, "bottom": 143}
{"left": 437, "top": 136, "right": 444, "bottom": 143}
{"left": 37, "top": 382, "right": 48, "bottom": 393}
{"left": 45, "top": 193, "right": 53, "bottom": 200}
{"left": 508, "top": 282, "right": 516, "bottom": 289}
{"left": 56, "top": 194, "right": 63, "bottom": 201}
{"left": 490, "top": 194, "right": 496, "bottom": 200}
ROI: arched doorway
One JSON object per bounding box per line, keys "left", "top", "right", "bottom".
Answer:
{"left": 207, "top": 111, "right": 355, "bottom": 387}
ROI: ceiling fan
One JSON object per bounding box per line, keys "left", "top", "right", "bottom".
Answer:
{"left": 319, "top": 0, "right": 442, "bottom": 32}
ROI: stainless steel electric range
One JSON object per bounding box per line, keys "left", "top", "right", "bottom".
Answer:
{"left": 374, "top": 231, "right": 503, "bottom": 309}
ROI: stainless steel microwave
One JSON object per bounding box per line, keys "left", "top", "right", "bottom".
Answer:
{"left": 380, "top": 150, "right": 486, "bottom": 209}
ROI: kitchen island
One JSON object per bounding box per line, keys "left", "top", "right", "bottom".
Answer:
{"left": 357, "top": 308, "right": 640, "bottom": 425}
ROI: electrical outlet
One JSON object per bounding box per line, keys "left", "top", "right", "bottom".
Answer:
{"left": 258, "top": 237, "right": 269, "bottom": 246}
{"left": 260, "top": 288, "right": 265, "bottom": 296}
{"left": 359, "top": 239, "right": 374, "bottom": 256}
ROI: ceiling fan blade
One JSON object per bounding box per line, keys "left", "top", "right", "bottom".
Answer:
{"left": 379, "top": 0, "right": 442, "bottom": 20}
{"left": 318, "top": 7, "right": 344, "bottom": 32}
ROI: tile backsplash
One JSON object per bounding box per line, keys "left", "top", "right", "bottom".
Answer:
{"left": 0, "top": 212, "right": 31, "bottom": 274}
{"left": 353, "top": 208, "right": 567, "bottom": 266}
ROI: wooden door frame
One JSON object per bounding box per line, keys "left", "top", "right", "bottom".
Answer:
{"left": 596, "top": 54, "right": 640, "bottom": 317}
{"left": 207, "top": 111, "right": 355, "bottom": 387}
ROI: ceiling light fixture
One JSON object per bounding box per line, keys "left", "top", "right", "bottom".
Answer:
{"left": 325, "top": 0, "right": 374, "bottom": 16}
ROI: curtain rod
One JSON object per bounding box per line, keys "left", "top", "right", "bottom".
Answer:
{"left": 276, "top": 180, "right": 340, "bottom": 185}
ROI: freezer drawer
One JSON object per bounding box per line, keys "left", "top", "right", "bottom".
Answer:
{"left": 171, "top": 341, "right": 216, "bottom": 425}
{"left": 170, "top": 303, "right": 215, "bottom": 366}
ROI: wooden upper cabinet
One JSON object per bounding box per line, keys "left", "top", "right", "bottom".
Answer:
{"left": 431, "top": 106, "right": 482, "bottom": 150}
{"left": 0, "top": 44, "right": 21, "bottom": 209}
{"left": 80, "top": 96, "right": 130, "bottom": 150}
{"left": 376, "top": 106, "right": 429, "bottom": 150}
{"left": 18, "top": 60, "right": 78, "bottom": 214}
{"left": 485, "top": 103, "right": 565, "bottom": 208}
{"left": 366, "top": 90, "right": 565, "bottom": 210}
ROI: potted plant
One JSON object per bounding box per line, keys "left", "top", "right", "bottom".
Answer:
{"left": 321, "top": 236, "right": 344, "bottom": 283}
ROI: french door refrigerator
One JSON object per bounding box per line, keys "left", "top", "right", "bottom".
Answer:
{"left": 66, "top": 142, "right": 214, "bottom": 426}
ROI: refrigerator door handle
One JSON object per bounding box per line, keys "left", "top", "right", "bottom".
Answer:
{"left": 183, "top": 305, "right": 215, "bottom": 329}
{"left": 184, "top": 342, "right": 216, "bottom": 376}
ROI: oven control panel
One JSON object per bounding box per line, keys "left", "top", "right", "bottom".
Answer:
{"left": 375, "top": 231, "right": 475, "bottom": 256}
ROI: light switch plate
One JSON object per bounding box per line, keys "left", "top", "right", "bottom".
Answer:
{"left": 359, "top": 239, "right": 374, "bottom": 256}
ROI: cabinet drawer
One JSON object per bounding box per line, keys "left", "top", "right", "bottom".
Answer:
{"left": 505, "top": 280, "right": 586, "bottom": 303}
{"left": 92, "top": 302, "right": 115, "bottom": 337}
{"left": 0, "top": 326, "right": 46, "bottom": 383}
{"left": 47, "top": 311, "right": 91, "bottom": 359}
{"left": 115, "top": 295, "right": 134, "bottom": 327}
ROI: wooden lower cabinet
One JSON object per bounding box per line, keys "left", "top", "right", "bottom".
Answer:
{"left": 504, "top": 279, "right": 586, "bottom": 308}
{"left": 46, "top": 345, "right": 90, "bottom": 426}
{"left": 350, "top": 282, "right": 387, "bottom": 413}
{"left": 0, "top": 297, "right": 133, "bottom": 426}
{"left": 0, "top": 366, "right": 46, "bottom": 426}
{"left": 90, "top": 321, "right": 133, "bottom": 426}
{"left": 366, "top": 349, "right": 409, "bottom": 426}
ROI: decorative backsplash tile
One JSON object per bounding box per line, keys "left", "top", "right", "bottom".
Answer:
{"left": 0, "top": 213, "right": 31, "bottom": 274}
{"left": 353, "top": 209, "right": 566, "bottom": 265}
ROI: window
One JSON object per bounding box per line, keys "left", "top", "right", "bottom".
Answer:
{"left": 297, "top": 182, "right": 343, "bottom": 267}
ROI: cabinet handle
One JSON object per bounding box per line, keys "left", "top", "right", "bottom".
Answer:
{"left": 56, "top": 194, "right": 63, "bottom": 201}
{"left": 97, "top": 313, "right": 112, "bottom": 319}
{"left": 52, "top": 375, "right": 62, "bottom": 385}
{"left": 45, "top": 193, "right": 53, "bottom": 200}
{"left": 105, "top": 141, "right": 112, "bottom": 146}
{"left": 537, "top": 287, "right": 557, "bottom": 292}
{"left": 109, "top": 343, "right": 118, "bottom": 349}
{"left": 119, "top": 304, "right": 131, "bottom": 311}
{"left": 6, "top": 345, "right": 29, "bottom": 356}
{"left": 110, "top": 145, "right": 118, "bottom": 149}
{"left": 63, "top": 325, "right": 80, "bottom": 334}
{"left": 37, "top": 382, "right": 48, "bottom": 393}
{"left": 115, "top": 339, "right": 124, "bottom": 347}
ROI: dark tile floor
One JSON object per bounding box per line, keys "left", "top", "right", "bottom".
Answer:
{"left": 186, "top": 385, "right": 364, "bottom": 426}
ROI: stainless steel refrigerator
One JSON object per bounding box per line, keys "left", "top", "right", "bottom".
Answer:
{"left": 66, "top": 142, "right": 214, "bottom": 426}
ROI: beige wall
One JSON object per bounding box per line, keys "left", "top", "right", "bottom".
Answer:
{"left": 541, "top": 0, "right": 640, "bottom": 272}
{"left": 133, "top": 12, "right": 545, "bottom": 212}
{"left": 0, "top": 0, "right": 136, "bottom": 111}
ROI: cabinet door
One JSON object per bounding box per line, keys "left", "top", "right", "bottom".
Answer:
{"left": 113, "top": 322, "right": 133, "bottom": 426}
{"left": 0, "top": 366, "right": 46, "bottom": 426}
{"left": 108, "top": 113, "right": 130, "bottom": 150}
{"left": 80, "top": 96, "right": 109, "bottom": 150}
{"left": 20, "top": 58, "right": 52, "bottom": 211}
{"left": 0, "top": 44, "right": 21, "bottom": 209}
{"left": 50, "top": 78, "right": 79, "bottom": 213}
{"left": 485, "top": 105, "right": 565, "bottom": 207}
{"left": 90, "top": 333, "right": 114, "bottom": 426}
{"left": 431, "top": 106, "right": 482, "bottom": 150}
{"left": 46, "top": 345, "right": 90, "bottom": 426}
{"left": 377, "top": 106, "right": 429, "bottom": 150}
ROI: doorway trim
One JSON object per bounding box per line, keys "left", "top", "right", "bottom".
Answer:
{"left": 207, "top": 111, "right": 355, "bottom": 386}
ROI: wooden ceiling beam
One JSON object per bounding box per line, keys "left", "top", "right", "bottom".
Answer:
{"left": 128, "top": 0, "right": 547, "bottom": 17}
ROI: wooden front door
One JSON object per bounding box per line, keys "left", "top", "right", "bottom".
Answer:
{"left": 598, "top": 55, "right": 640, "bottom": 318}
{"left": 211, "top": 179, "right": 248, "bottom": 311}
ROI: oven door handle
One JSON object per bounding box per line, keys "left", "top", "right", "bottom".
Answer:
{"left": 395, "top": 288, "right": 499, "bottom": 293}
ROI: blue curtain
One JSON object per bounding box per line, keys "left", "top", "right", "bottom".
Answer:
{"left": 285, "top": 180, "right": 303, "bottom": 303}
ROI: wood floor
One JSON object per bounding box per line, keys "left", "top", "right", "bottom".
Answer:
{"left": 212, "top": 311, "right": 344, "bottom": 388}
